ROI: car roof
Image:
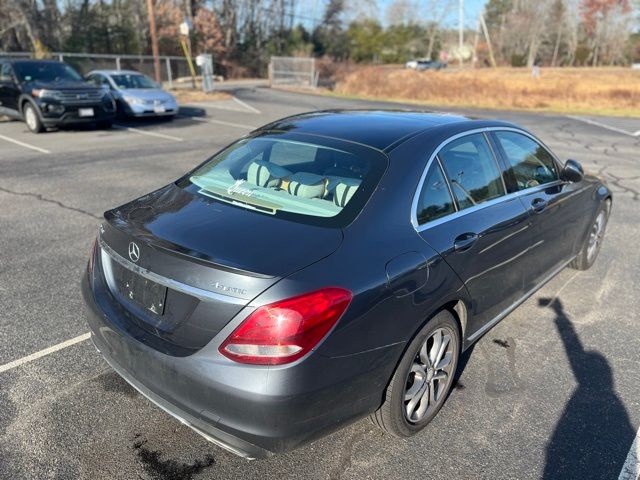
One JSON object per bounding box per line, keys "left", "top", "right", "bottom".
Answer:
{"left": 258, "top": 110, "right": 509, "bottom": 152}
{"left": 3, "top": 59, "right": 63, "bottom": 65}
{"left": 89, "top": 70, "right": 144, "bottom": 76}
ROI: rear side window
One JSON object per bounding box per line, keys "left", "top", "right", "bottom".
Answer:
{"left": 416, "top": 162, "right": 456, "bottom": 225}
{"left": 182, "top": 133, "right": 387, "bottom": 227}
{"left": 494, "top": 131, "right": 558, "bottom": 190}
{"left": 438, "top": 133, "right": 505, "bottom": 210}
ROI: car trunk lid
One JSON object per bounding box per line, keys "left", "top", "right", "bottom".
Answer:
{"left": 96, "top": 184, "right": 343, "bottom": 354}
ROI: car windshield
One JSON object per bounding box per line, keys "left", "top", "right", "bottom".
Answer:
{"left": 111, "top": 74, "right": 158, "bottom": 89}
{"left": 13, "top": 62, "right": 83, "bottom": 83}
{"left": 181, "top": 133, "right": 387, "bottom": 227}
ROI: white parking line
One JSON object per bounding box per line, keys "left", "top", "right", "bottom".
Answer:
{"left": 181, "top": 115, "right": 257, "bottom": 130}
{"left": 566, "top": 116, "right": 640, "bottom": 137}
{"left": 232, "top": 96, "right": 261, "bottom": 114}
{"left": 0, "top": 332, "right": 91, "bottom": 374}
{"left": 113, "top": 125, "right": 183, "bottom": 142}
{"left": 0, "top": 133, "right": 51, "bottom": 154}
{"left": 619, "top": 427, "right": 639, "bottom": 479}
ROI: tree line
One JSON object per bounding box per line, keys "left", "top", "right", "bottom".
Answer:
{"left": 1, "top": 0, "right": 638, "bottom": 77}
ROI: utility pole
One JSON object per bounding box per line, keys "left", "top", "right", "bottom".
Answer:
{"left": 458, "top": 0, "right": 464, "bottom": 66}
{"left": 146, "top": 0, "right": 161, "bottom": 83}
{"left": 479, "top": 11, "right": 496, "bottom": 68}
{"left": 472, "top": 17, "right": 481, "bottom": 68}
{"left": 181, "top": 0, "right": 196, "bottom": 88}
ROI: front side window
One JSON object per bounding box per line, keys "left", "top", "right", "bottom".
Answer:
{"left": 494, "top": 131, "right": 558, "bottom": 190}
{"left": 438, "top": 134, "right": 506, "bottom": 210}
{"left": 180, "top": 133, "right": 387, "bottom": 227}
{"left": 86, "top": 74, "right": 99, "bottom": 86}
{"left": 0, "top": 63, "right": 13, "bottom": 81}
{"left": 110, "top": 74, "right": 157, "bottom": 89}
{"left": 416, "top": 162, "right": 456, "bottom": 225}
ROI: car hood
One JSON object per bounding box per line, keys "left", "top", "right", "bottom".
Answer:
{"left": 24, "top": 79, "right": 100, "bottom": 91}
{"left": 104, "top": 183, "right": 343, "bottom": 278}
{"left": 117, "top": 88, "right": 175, "bottom": 102}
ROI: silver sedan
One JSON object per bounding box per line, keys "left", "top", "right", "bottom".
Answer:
{"left": 86, "top": 70, "right": 178, "bottom": 118}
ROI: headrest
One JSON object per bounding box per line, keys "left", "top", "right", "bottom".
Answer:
{"left": 247, "top": 161, "right": 291, "bottom": 188}
{"left": 287, "top": 172, "right": 327, "bottom": 199}
{"left": 333, "top": 179, "right": 361, "bottom": 207}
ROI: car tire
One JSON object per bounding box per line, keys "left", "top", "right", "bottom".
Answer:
{"left": 371, "top": 309, "right": 460, "bottom": 437}
{"left": 23, "top": 102, "right": 44, "bottom": 133}
{"left": 570, "top": 199, "right": 611, "bottom": 271}
{"left": 97, "top": 120, "right": 113, "bottom": 129}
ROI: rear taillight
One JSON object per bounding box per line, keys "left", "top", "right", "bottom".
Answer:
{"left": 219, "top": 287, "right": 352, "bottom": 365}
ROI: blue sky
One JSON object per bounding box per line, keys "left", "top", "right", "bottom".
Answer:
{"left": 298, "top": 0, "right": 488, "bottom": 30}
{"left": 443, "top": 0, "right": 487, "bottom": 28}
{"left": 383, "top": 0, "right": 487, "bottom": 28}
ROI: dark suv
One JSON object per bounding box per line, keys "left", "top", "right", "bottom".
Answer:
{"left": 0, "top": 59, "right": 116, "bottom": 133}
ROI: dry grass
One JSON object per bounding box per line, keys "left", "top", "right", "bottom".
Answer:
{"left": 171, "top": 89, "right": 231, "bottom": 104}
{"left": 332, "top": 67, "right": 640, "bottom": 117}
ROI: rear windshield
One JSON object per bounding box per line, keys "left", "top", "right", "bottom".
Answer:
{"left": 13, "top": 62, "right": 83, "bottom": 83}
{"left": 180, "top": 132, "right": 387, "bottom": 227}
{"left": 111, "top": 74, "right": 157, "bottom": 89}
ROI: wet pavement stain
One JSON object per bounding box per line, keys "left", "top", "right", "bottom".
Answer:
{"left": 328, "top": 427, "right": 370, "bottom": 480}
{"left": 484, "top": 337, "right": 525, "bottom": 397}
{"left": 97, "top": 371, "right": 138, "bottom": 399}
{"left": 132, "top": 434, "right": 215, "bottom": 480}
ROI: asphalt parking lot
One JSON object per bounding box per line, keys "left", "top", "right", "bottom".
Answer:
{"left": 1, "top": 87, "right": 639, "bottom": 480}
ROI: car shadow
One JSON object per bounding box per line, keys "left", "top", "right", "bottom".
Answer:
{"left": 113, "top": 105, "right": 207, "bottom": 130}
{"left": 452, "top": 341, "right": 476, "bottom": 391}
{"left": 175, "top": 105, "right": 207, "bottom": 118}
{"left": 48, "top": 105, "right": 209, "bottom": 134}
{"left": 538, "top": 297, "right": 634, "bottom": 479}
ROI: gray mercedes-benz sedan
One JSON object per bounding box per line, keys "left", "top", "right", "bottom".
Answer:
{"left": 82, "top": 110, "right": 611, "bottom": 459}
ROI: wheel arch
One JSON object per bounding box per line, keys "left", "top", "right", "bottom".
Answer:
{"left": 19, "top": 96, "right": 43, "bottom": 121}
{"left": 19, "top": 95, "right": 35, "bottom": 113}
{"left": 444, "top": 299, "right": 468, "bottom": 342}
{"left": 401, "top": 297, "right": 470, "bottom": 365}
{"left": 581, "top": 184, "right": 613, "bottom": 245}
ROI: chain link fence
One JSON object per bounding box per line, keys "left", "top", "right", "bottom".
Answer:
{"left": 269, "top": 56, "right": 317, "bottom": 88}
{"left": 0, "top": 52, "right": 193, "bottom": 89}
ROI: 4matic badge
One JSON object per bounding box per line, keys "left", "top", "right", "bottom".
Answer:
{"left": 211, "top": 281, "right": 247, "bottom": 296}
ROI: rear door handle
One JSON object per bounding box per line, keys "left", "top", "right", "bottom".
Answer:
{"left": 453, "top": 233, "right": 479, "bottom": 252}
{"left": 531, "top": 198, "right": 548, "bottom": 213}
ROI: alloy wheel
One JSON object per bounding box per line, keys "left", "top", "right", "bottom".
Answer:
{"left": 25, "top": 106, "right": 38, "bottom": 131}
{"left": 586, "top": 210, "right": 606, "bottom": 262}
{"left": 403, "top": 327, "right": 455, "bottom": 423}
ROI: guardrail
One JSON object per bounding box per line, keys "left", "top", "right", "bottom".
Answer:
{"left": 0, "top": 52, "right": 191, "bottom": 89}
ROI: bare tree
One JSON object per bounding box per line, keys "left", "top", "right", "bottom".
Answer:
{"left": 385, "top": 0, "right": 419, "bottom": 26}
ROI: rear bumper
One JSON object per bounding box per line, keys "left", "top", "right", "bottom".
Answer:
{"left": 88, "top": 326, "right": 268, "bottom": 458}
{"left": 82, "top": 274, "right": 271, "bottom": 458}
{"left": 81, "top": 271, "right": 399, "bottom": 458}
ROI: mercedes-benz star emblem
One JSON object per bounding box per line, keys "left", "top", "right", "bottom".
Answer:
{"left": 128, "top": 242, "right": 140, "bottom": 262}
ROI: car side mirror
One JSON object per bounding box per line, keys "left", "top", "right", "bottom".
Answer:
{"left": 0, "top": 74, "right": 14, "bottom": 84}
{"left": 561, "top": 159, "right": 584, "bottom": 183}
